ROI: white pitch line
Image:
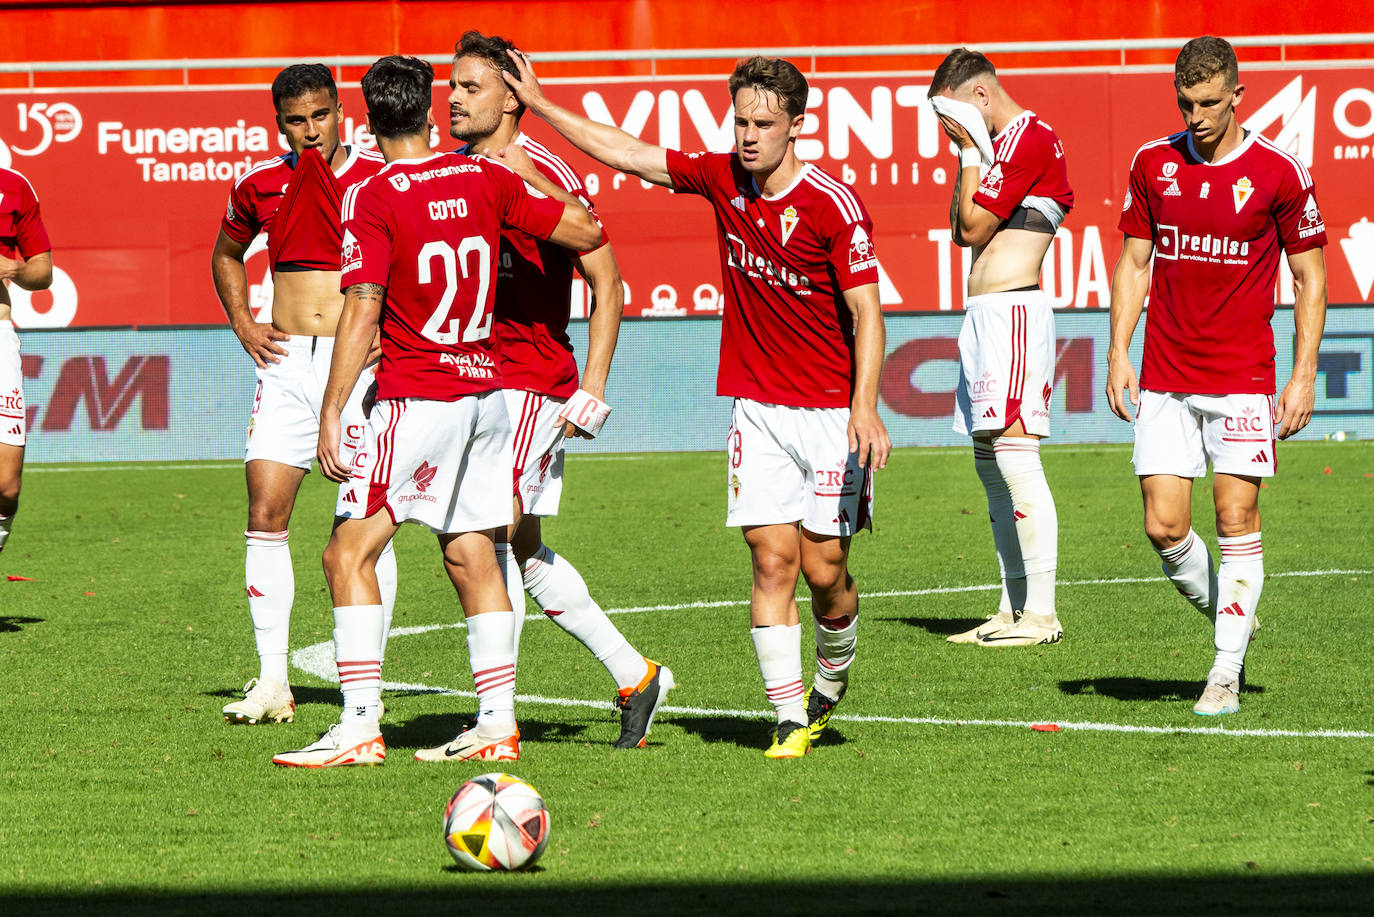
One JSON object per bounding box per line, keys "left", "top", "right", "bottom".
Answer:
{"left": 29, "top": 461, "right": 245, "bottom": 473}
{"left": 291, "top": 567, "right": 1373, "bottom": 742}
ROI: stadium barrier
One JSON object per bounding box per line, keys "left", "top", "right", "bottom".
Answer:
{"left": 18, "top": 306, "right": 1374, "bottom": 463}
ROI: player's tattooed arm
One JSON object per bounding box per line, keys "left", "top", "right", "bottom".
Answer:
{"left": 949, "top": 167, "right": 966, "bottom": 246}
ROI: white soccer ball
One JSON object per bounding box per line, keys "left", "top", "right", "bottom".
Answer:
{"left": 444, "top": 772, "right": 551, "bottom": 871}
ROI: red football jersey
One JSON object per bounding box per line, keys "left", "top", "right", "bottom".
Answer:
{"left": 339, "top": 152, "right": 565, "bottom": 401}
{"left": 456, "top": 135, "right": 610, "bottom": 399}
{"left": 666, "top": 152, "right": 879, "bottom": 409}
{"left": 220, "top": 145, "right": 384, "bottom": 269}
{"left": 0, "top": 166, "right": 51, "bottom": 261}
{"left": 1119, "top": 131, "right": 1327, "bottom": 394}
{"left": 973, "top": 111, "right": 1074, "bottom": 222}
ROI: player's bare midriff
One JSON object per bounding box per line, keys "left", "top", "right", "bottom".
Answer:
{"left": 271, "top": 269, "right": 344, "bottom": 337}
{"left": 967, "top": 226, "right": 1054, "bottom": 298}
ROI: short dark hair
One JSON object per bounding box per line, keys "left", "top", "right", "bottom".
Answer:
{"left": 455, "top": 29, "right": 525, "bottom": 121}
{"left": 272, "top": 63, "right": 337, "bottom": 112}
{"left": 1175, "top": 36, "right": 1239, "bottom": 90}
{"left": 929, "top": 48, "right": 996, "bottom": 97}
{"left": 361, "top": 56, "right": 435, "bottom": 139}
{"left": 728, "top": 57, "right": 808, "bottom": 120}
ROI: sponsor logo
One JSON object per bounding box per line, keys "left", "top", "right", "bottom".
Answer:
{"left": 1339, "top": 218, "right": 1374, "bottom": 300}
{"left": 1251, "top": 450, "right": 1270, "bottom": 464}
{"left": 1013, "top": 509, "right": 1027, "bottom": 520}
{"left": 1232, "top": 176, "right": 1255, "bottom": 213}
{"left": 1042, "top": 381, "right": 1052, "bottom": 407}
{"left": 813, "top": 464, "right": 858, "bottom": 499}
{"left": 1161, "top": 179, "right": 1181, "bottom": 197}
{"left": 1200, "top": 181, "right": 1210, "bottom": 200}
{"left": 388, "top": 161, "right": 481, "bottom": 194}
{"left": 341, "top": 229, "right": 361, "bottom": 272}
{"left": 6, "top": 424, "right": 20, "bottom": 437}
{"left": 1297, "top": 193, "right": 1326, "bottom": 240}
{"left": 389, "top": 173, "right": 411, "bottom": 192}
{"left": 978, "top": 162, "right": 1003, "bottom": 198}
{"left": 341, "top": 490, "right": 359, "bottom": 504}
{"left": 982, "top": 406, "right": 997, "bottom": 419}
{"left": 437, "top": 352, "right": 497, "bottom": 379}
{"left": 225, "top": 198, "right": 235, "bottom": 221}
{"left": 1218, "top": 602, "right": 1247, "bottom": 616}
{"left": 410, "top": 460, "right": 437, "bottom": 493}
{"left": 729, "top": 473, "right": 741, "bottom": 500}
{"left": 730, "top": 194, "right": 746, "bottom": 212}
{"left": 246, "top": 585, "right": 265, "bottom": 597}
{"left": 1154, "top": 224, "right": 1250, "bottom": 263}
{"left": 780, "top": 205, "right": 800, "bottom": 245}
{"left": 847, "top": 225, "right": 878, "bottom": 273}
{"left": 725, "top": 232, "right": 814, "bottom": 292}
{"left": 1161, "top": 162, "right": 1178, "bottom": 178}
{"left": 1224, "top": 406, "right": 1266, "bottom": 434}
{"left": 1122, "top": 188, "right": 1132, "bottom": 212}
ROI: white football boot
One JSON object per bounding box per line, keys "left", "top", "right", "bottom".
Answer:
{"left": 272, "top": 723, "right": 385, "bottom": 768}
{"left": 947, "top": 610, "right": 1017, "bottom": 644}
{"left": 222, "top": 677, "right": 295, "bottom": 724}
{"left": 975, "top": 611, "right": 1063, "bottom": 647}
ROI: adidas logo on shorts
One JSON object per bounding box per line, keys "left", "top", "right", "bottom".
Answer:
{"left": 1251, "top": 450, "right": 1269, "bottom": 463}
{"left": 982, "top": 407, "right": 997, "bottom": 419}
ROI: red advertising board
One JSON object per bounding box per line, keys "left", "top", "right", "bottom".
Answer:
{"left": 1, "top": 65, "right": 1371, "bottom": 327}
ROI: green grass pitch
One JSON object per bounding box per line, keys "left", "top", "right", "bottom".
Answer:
{"left": 1, "top": 442, "right": 1371, "bottom": 915}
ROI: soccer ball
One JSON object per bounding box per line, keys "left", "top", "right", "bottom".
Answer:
{"left": 443, "top": 772, "right": 551, "bottom": 871}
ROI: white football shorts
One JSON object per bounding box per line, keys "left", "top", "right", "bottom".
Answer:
{"left": 0, "top": 321, "right": 24, "bottom": 447}
{"left": 1132, "top": 390, "right": 1277, "bottom": 478}
{"left": 244, "top": 334, "right": 375, "bottom": 472}
{"left": 726, "top": 397, "right": 873, "bottom": 537}
{"left": 336, "top": 391, "right": 514, "bottom": 534}
{"left": 505, "top": 389, "right": 567, "bottom": 518}
{"left": 953, "top": 288, "right": 1056, "bottom": 437}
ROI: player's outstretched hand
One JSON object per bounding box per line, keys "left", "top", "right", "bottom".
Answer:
{"left": 501, "top": 49, "right": 549, "bottom": 114}
{"left": 317, "top": 410, "right": 348, "bottom": 484}
{"left": 848, "top": 406, "right": 891, "bottom": 470}
{"left": 1275, "top": 376, "right": 1316, "bottom": 439}
{"left": 1105, "top": 352, "right": 1139, "bottom": 423}
{"left": 234, "top": 321, "right": 289, "bottom": 369}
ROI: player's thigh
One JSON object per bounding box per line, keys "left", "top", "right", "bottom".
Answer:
{"left": 1139, "top": 473, "right": 1195, "bottom": 545}
{"left": 1199, "top": 393, "right": 1276, "bottom": 479}
{"left": 799, "top": 527, "right": 852, "bottom": 594}
{"left": 794, "top": 406, "right": 872, "bottom": 538}
{"left": 504, "top": 389, "right": 567, "bottom": 518}
{"left": 726, "top": 399, "right": 806, "bottom": 528}
{"left": 245, "top": 459, "right": 308, "bottom": 529}
{"left": 1131, "top": 390, "right": 1207, "bottom": 478}
{"left": 244, "top": 345, "right": 317, "bottom": 472}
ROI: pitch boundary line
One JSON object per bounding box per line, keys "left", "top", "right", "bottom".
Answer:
{"left": 291, "top": 568, "right": 1372, "bottom": 742}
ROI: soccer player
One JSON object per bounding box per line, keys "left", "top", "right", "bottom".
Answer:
{"left": 447, "top": 30, "right": 672, "bottom": 749}
{"left": 929, "top": 49, "right": 1073, "bottom": 647}
{"left": 503, "top": 52, "right": 891, "bottom": 758}
{"left": 272, "top": 55, "right": 601, "bottom": 767}
{"left": 211, "top": 64, "right": 392, "bottom": 727}
{"left": 0, "top": 165, "right": 53, "bottom": 554}
{"left": 1107, "top": 36, "right": 1327, "bottom": 715}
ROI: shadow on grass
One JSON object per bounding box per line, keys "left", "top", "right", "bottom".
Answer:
{"left": 204, "top": 685, "right": 342, "bottom": 707}
{"left": 892, "top": 616, "right": 981, "bottom": 637}
{"left": 668, "top": 715, "right": 849, "bottom": 751}
{"left": 0, "top": 616, "right": 43, "bottom": 633}
{"left": 382, "top": 714, "right": 590, "bottom": 750}
{"left": 1059, "top": 678, "right": 1267, "bottom": 702}
{"left": 4, "top": 874, "right": 1371, "bottom": 916}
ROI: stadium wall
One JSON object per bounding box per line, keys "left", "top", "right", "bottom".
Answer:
{"left": 18, "top": 307, "right": 1374, "bottom": 463}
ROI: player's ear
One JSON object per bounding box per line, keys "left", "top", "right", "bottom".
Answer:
{"left": 504, "top": 89, "right": 520, "bottom": 117}
{"left": 1231, "top": 83, "right": 1246, "bottom": 109}
{"left": 788, "top": 112, "right": 805, "bottom": 140}
{"left": 425, "top": 107, "right": 435, "bottom": 134}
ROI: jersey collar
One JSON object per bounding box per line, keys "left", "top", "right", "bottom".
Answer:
{"left": 1184, "top": 128, "right": 1257, "bottom": 167}
{"left": 751, "top": 162, "right": 811, "bottom": 201}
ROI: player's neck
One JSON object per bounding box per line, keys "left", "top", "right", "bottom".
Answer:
{"left": 375, "top": 133, "right": 433, "bottom": 163}
{"left": 1195, "top": 121, "right": 1246, "bottom": 164}
{"left": 326, "top": 142, "right": 349, "bottom": 172}
{"left": 754, "top": 150, "right": 804, "bottom": 197}
{"left": 989, "top": 98, "right": 1025, "bottom": 138}
{"left": 464, "top": 121, "right": 520, "bottom": 158}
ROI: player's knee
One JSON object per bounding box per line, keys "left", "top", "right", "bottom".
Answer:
{"left": 248, "top": 503, "right": 292, "bottom": 533}
{"left": 0, "top": 473, "right": 19, "bottom": 512}
{"left": 751, "top": 548, "right": 798, "bottom": 591}
{"left": 801, "top": 559, "right": 848, "bottom": 596}
{"left": 1143, "top": 517, "right": 1189, "bottom": 550}
{"left": 1215, "top": 505, "right": 1259, "bottom": 538}
{"left": 321, "top": 538, "right": 362, "bottom": 587}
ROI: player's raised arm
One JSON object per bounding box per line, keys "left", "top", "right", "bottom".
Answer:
{"left": 317, "top": 281, "right": 384, "bottom": 483}
{"left": 561, "top": 243, "right": 625, "bottom": 438}
{"left": 1105, "top": 235, "right": 1154, "bottom": 423}
{"left": 502, "top": 50, "right": 672, "bottom": 188}
{"left": 844, "top": 283, "right": 891, "bottom": 469}
{"left": 939, "top": 117, "right": 1001, "bottom": 248}
{"left": 1275, "top": 246, "right": 1328, "bottom": 440}
{"left": 211, "top": 228, "right": 289, "bottom": 368}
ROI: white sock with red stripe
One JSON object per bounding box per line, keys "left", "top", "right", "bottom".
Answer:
{"left": 973, "top": 442, "right": 1026, "bottom": 614}
{"left": 812, "top": 608, "right": 857, "bottom": 701}
{"left": 1155, "top": 529, "right": 1216, "bottom": 620}
{"left": 495, "top": 543, "right": 526, "bottom": 664}
{"left": 245, "top": 529, "right": 292, "bottom": 685}
{"left": 376, "top": 538, "right": 397, "bottom": 665}
{"left": 993, "top": 437, "right": 1058, "bottom": 618}
{"left": 467, "top": 611, "right": 517, "bottom": 736}
{"left": 1212, "top": 533, "right": 1263, "bottom": 680}
{"left": 522, "top": 544, "right": 648, "bottom": 690}
{"left": 751, "top": 624, "right": 805, "bottom": 725}
{"left": 333, "top": 604, "right": 383, "bottom": 732}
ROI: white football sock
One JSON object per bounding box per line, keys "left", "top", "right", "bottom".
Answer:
{"left": 495, "top": 542, "right": 526, "bottom": 664}
{"left": 751, "top": 624, "right": 805, "bottom": 725}
{"left": 522, "top": 544, "right": 648, "bottom": 690}
{"left": 973, "top": 442, "right": 1026, "bottom": 614}
{"left": 245, "top": 529, "right": 293, "bottom": 685}
{"left": 1212, "top": 533, "right": 1263, "bottom": 681}
{"left": 333, "top": 604, "right": 384, "bottom": 729}
{"left": 375, "top": 538, "right": 397, "bottom": 665}
{"left": 466, "top": 611, "right": 517, "bottom": 735}
{"left": 994, "top": 437, "right": 1058, "bottom": 618}
{"left": 812, "top": 608, "right": 857, "bottom": 701}
{"left": 1156, "top": 529, "right": 1216, "bottom": 620}
{"left": 0, "top": 514, "right": 12, "bottom": 551}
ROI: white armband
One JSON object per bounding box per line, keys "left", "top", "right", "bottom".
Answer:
{"left": 960, "top": 147, "right": 983, "bottom": 170}
{"left": 558, "top": 389, "right": 612, "bottom": 437}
